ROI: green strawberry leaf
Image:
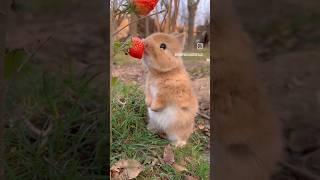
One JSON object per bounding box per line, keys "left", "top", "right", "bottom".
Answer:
{"left": 113, "top": 39, "right": 132, "bottom": 55}
{"left": 127, "top": 3, "right": 136, "bottom": 14}
{"left": 113, "top": 41, "right": 122, "bottom": 54}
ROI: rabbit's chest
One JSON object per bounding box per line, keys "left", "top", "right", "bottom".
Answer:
{"left": 150, "top": 84, "right": 158, "bottom": 99}
{"left": 148, "top": 106, "right": 177, "bottom": 129}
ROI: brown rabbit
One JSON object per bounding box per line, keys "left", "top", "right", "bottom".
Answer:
{"left": 213, "top": 0, "right": 283, "bottom": 179}
{"left": 142, "top": 32, "right": 198, "bottom": 147}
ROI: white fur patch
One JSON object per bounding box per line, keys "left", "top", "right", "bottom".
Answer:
{"left": 150, "top": 84, "right": 158, "bottom": 99}
{"left": 148, "top": 106, "right": 177, "bottom": 130}
{"left": 167, "top": 134, "right": 178, "bottom": 142}
{"left": 142, "top": 56, "right": 152, "bottom": 68}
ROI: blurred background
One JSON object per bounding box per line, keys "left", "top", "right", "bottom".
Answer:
{"left": 233, "top": 0, "right": 320, "bottom": 179}
{"left": 112, "top": 0, "right": 210, "bottom": 49}
{"left": 4, "top": 0, "right": 108, "bottom": 179}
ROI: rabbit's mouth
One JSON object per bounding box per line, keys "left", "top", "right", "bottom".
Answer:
{"left": 144, "top": 43, "right": 152, "bottom": 54}
{"left": 142, "top": 55, "right": 151, "bottom": 67}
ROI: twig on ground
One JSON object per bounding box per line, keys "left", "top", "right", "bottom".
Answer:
{"left": 197, "top": 112, "right": 210, "bottom": 120}
{"left": 24, "top": 119, "right": 53, "bottom": 138}
{"left": 112, "top": 10, "right": 166, "bottom": 36}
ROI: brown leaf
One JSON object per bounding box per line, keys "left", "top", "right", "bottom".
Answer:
{"left": 198, "top": 124, "right": 205, "bottom": 130}
{"left": 184, "top": 175, "right": 199, "bottom": 180}
{"left": 185, "top": 156, "right": 193, "bottom": 163}
{"left": 179, "top": 159, "right": 187, "bottom": 166}
{"left": 163, "top": 144, "right": 175, "bottom": 165}
{"left": 150, "top": 158, "right": 159, "bottom": 166}
{"left": 172, "top": 163, "right": 188, "bottom": 172}
{"left": 110, "top": 159, "right": 144, "bottom": 179}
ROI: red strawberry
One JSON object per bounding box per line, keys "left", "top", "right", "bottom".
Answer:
{"left": 128, "top": 37, "right": 144, "bottom": 59}
{"left": 132, "top": 0, "right": 159, "bottom": 16}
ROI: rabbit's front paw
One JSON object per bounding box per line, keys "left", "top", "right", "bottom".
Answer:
{"left": 150, "top": 100, "right": 165, "bottom": 112}
{"left": 145, "top": 96, "right": 152, "bottom": 107}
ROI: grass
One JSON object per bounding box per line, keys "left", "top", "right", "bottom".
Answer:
{"left": 111, "top": 78, "right": 210, "bottom": 179}
{"left": 4, "top": 61, "right": 108, "bottom": 179}
{"left": 113, "top": 54, "right": 141, "bottom": 66}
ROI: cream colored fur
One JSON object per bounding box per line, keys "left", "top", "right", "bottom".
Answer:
{"left": 143, "top": 32, "right": 198, "bottom": 147}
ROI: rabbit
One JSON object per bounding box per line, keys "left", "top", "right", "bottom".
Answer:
{"left": 212, "top": 0, "right": 283, "bottom": 179}
{"left": 142, "top": 32, "right": 198, "bottom": 147}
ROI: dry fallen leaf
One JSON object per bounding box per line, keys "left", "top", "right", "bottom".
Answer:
{"left": 163, "top": 144, "right": 175, "bottom": 165}
{"left": 179, "top": 159, "right": 187, "bottom": 166}
{"left": 172, "top": 163, "right": 188, "bottom": 172}
{"left": 185, "top": 156, "right": 193, "bottom": 163}
{"left": 198, "top": 124, "right": 205, "bottom": 130}
{"left": 150, "top": 158, "right": 159, "bottom": 166}
{"left": 110, "top": 159, "right": 144, "bottom": 179}
{"left": 184, "top": 175, "right": 200, "bottom": 180}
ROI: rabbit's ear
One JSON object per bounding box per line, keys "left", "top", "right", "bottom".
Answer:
{"left": 170, "top": 32, "right": 180, "bottom": 36}
{"left": 172, "top": 32, "right": 186, "bottom": 49}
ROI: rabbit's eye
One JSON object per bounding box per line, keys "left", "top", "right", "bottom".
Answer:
{"left": 160, "top": 43, "right": 166, "bottom": 49}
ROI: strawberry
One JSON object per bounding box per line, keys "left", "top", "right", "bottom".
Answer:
{"left": 131, "top": 0, "right": 159, "bottom": 16}
{"left": 128, "top": 37, "right": 144, "bottom": 59}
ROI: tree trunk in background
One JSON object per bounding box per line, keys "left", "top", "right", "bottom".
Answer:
{"left": 163, "top": 0, "right": 180, "bottom": 33}
{"left": 0, "top": 0, "right": 9, "bottom": 179}
{"left": 129, "top": 14, "right": 138, "bottom": 36}
{"left": 187, "top": 0, "right": 200, "bottom": 50}
{"left": 155, "top": 12, "right": 161, "bottom": 32}
{"left": 164, "top": 0, "right": 172, "bottom": 33}
{"left": 170, "top": 0, "right": 180, "bottom": 32}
